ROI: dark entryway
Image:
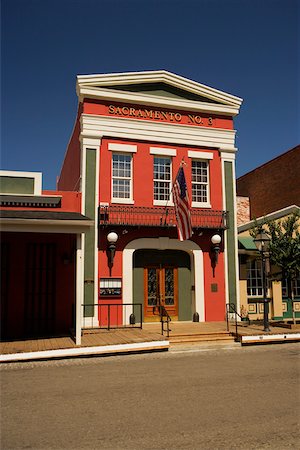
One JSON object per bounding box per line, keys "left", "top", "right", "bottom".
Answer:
{"left": 1, "top": 233, "right": 76, "bottom": 340}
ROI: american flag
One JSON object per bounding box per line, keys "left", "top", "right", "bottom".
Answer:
{"left": 173, "top": 166, "right": 193, "bottom": 241}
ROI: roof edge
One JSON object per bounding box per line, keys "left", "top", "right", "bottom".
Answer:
{"left": 76, "top": 70, "right": 243, "bottom": 108}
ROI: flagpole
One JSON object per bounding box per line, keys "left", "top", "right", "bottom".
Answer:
{"left": 161, "top": 159, "right": 187, "bottom": 225}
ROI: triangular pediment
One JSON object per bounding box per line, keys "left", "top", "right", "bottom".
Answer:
{"left": 77, "top": 70, "right": 243, "bottom": 115}
{"left": 101, "top": 82, "right": 219, "bottom": 104}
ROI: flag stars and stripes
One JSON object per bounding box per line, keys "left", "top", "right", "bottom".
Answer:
{"left": 173, "top": 166, "right": 193, "bottom": 241}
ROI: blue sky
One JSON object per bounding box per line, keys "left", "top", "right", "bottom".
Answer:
{"left": 1, "top": 0, "right": 299, "bottom": 189}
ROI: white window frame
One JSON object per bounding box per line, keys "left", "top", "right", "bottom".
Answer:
{"left": 188, "top": 151, "right": 213, "bottom": 208}
{"left": 246, "top": 259, "right": 263, "bottom": 297}
{"left": 191, "top": 159, "right": 211, "bottom": 208}
{"left": 153, "top": 155, "right": 173, "bottom": 206}
{"left": 109, "top": 143, "right": 136, "bottom": 204}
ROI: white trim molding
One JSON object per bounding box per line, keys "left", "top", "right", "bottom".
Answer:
{"left": 81, "top": 115, "right": 237, "bottom": 152}
{"left": 76, "top": 70, "right": 243, "bottom": 116}
{"left": 108, "top": 143, "right": 137, "bottom": 153}
{"left": 0, "top": 219, "right": 93, "bottom": 234}
{"left": 150, "top": 147, "right": 177, "bottom": 157}
{"left": 238, "top": 205, "right": 300, "bottom": 233}
{"left": 122, "top": 237, "right": 205, "bottom": 323}
{"left": 221, "top": 152, "right": 240, "bottom": 314}
{"left": 188, "top": 151, "right": 214, "bottom": 160}
{"left": 0, "top": 170, "right": 42, "bottom": 195}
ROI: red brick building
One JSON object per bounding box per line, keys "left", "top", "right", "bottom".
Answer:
{"left": 237, "top": 145, "right": 300, "bottom": 219}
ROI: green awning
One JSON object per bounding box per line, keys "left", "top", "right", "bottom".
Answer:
{"left": 238, "top": 236, "right": 257, "bottom": 250}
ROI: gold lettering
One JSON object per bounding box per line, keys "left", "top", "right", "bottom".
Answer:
{"left": 174, "top": 113, "right": 182, "bottom": 122}
{"left": 144, "top": 110, "right": 153, "bottom": 119}
{"left": 208, "top": 117, "right": 213, "bottom": 125}
{"left": 154, "top": 111, "right": 160, "bottom": 119}
{"left": 169, "top": 112, "right": 175, "bottom": 121}
{"left": 194, "top": 116, "right": 203, "bottom": 124}
{"left": 115, "top": 106, "right": 122, "bottom": 115}
{"left": 136, "top": 109, "right": 144, "bottom": 117}
{"left": 188, "top": 114, "right": 195, "bottom": 123}
{"left": 161, "top": 111, "right": 168, "bottom": 120}
{"left": 108, "top": 105, "right": 115, "bottom": 114}
{"left": 122, "top": 107, "right": 129, "bottom": 115}
{"left": 129, "top": 108, "right": 136, "bottom": 116}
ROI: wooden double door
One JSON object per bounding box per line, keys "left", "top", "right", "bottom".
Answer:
{"left": 144, "top": 266, "right": 178, "bottom": 320}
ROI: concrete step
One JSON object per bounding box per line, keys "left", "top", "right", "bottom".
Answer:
{"left": 169, "top": 333, "right": 235, "bottom": 344}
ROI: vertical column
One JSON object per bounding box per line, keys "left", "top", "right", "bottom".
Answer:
{"left": 75, "top": 234, "right": 83, "bottom": 345}
{"left": 81, "top": 137, "right": 101, "bottom": 326}
{"left": 221, "top": 151, "right": 240, "bottom": 312}
{"left": 272, "top": 280, "right": 283, "bottom": 319}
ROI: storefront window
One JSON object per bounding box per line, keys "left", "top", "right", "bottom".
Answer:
{"left": 246, "top": 259, "right": 263, "bottom": 296}
{"left": 282, "top": 272, "right": 300, "bottom": 297}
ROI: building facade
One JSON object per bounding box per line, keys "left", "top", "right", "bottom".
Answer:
{"left": 237, "top": 145, "right": 300, "bottom": 218}
{"left": 0, "top": 170, "right": 92, "bottom": 343}
{"left": 58, "top": 70, "right": 243, "bottom": 329}
{"left": 236, "top": 146, "right": 300, "bottom": 321}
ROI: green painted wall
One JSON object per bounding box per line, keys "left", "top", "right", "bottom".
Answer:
{"left": 133, "top": 250, "right": 191, "bottom": 321}
{"left": 224, "top": 161, "right": 237, "bottom": 306}
{"left": 83, "top": 149, "right": 96, "bottom": 316}
{"left": 0, "top": 176, "right": 34, "bottom": 194}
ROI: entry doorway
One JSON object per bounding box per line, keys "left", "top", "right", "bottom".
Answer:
{"left": 144, "top": 266, "right": 178, "bottom": 320}
{"left": 133, "top": 249, "right": 192, "bottom": 322}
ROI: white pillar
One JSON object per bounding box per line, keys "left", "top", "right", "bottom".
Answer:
{"left": 75, "top": 234, "right": 84, "bottom": 345}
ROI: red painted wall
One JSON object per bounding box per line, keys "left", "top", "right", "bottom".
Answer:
{"left": 84, "top": 98, "right": 231, "bottom": 323}
{"left": 83, "top": 99, "right": 234, "bottom": 130}
{"left": 99, "top": 138, "right": 223, "bottom": 210}
{"left": 1, "top": 191, "right": 81, "bottom": 212}
{"left": 57, "top": 104, "right": 83, "bottom": 191}
{"left": 97, "top": 227, "right": 226, "bottom": 321}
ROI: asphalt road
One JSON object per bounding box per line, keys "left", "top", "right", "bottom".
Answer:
{"left": 1, "top": 343, "right": 299, "bottom": 450}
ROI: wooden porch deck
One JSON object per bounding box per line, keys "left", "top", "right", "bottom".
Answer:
{"left": 1, "top": 321, "right": 299, "bottom": 360}
{"left": 0, "top": 327, "right": 165, "bottom": 355}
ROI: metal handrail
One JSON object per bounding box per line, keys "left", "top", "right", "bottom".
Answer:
{"left": 82, "top": 303, "right": 142, "bottom": 331}
{"left": 99, "top": 205, "right": 228, "bottom": 229}
{"left": 153, "top": 305, "right": 172, "bottom": 338}
{"left": 226, "top": 303, "right": 250, "bottom": 337}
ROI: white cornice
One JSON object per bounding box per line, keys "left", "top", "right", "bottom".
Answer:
{"left": 238, "top": 205, "right": 300, "bottom": 233}
{"left": 0, "top": 170, "right": 42, "bottom": 195}
{"left": 80, "top": 114, "right": 237, "bottom": 151}
{"left": 77, "top": 70, "right": 243, "bottom": 109}
{"left": 77, "top": 86, "right": 240, "bottom": 117}
{"left": 0, "top": 219, "right": 94, "bottom": 234}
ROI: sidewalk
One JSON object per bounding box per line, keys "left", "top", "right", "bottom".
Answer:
{"left": 0, "top": 328, "right": 168, "bottom": 363}
{"left": 1, "top": 321, "right": 299, "bottom": 363}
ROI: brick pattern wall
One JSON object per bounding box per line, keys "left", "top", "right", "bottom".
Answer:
{"left": 236, "top": 196, "right": 250, "bottom": 226}
{"left": 236, "top": 145, "right": 300, "bottom": 218}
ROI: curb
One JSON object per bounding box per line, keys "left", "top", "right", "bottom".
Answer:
{"left": 0, "top": 340, "right": 170, "bottom": 363}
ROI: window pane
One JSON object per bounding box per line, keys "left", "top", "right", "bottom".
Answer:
{"left": 246, "top": 260, "right": 263, "bottom": 296}
{"left": 153, "top": 157, "right": 171, "bottom": 201}
{"left": 192, "top": 160, "right": 209, "bottom": 203}
{"left": 112, "top": 152, "right": 132, "bottom": 199}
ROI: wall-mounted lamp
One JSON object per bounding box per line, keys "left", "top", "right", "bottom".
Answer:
{"left": 107, "top": 231, "right": 118, "bottom": 275}
{"left": 211, "top": 234, "right": 222, "bottom": 265}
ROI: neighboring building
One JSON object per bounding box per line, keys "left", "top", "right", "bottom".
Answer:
{"left": 237, "top": 145, "right": 300, "bottom": 218}
{"left": 0, "top": 170, "right": 92, "bottom": 344}
{"left": 236, "top": 146, "right": 300, "bottom": 321}
{"left": 58, "top": 70, "right": 243, "bottom": 329}
{"left": 1, "top": 70, "right": 243, "bottom": 344}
